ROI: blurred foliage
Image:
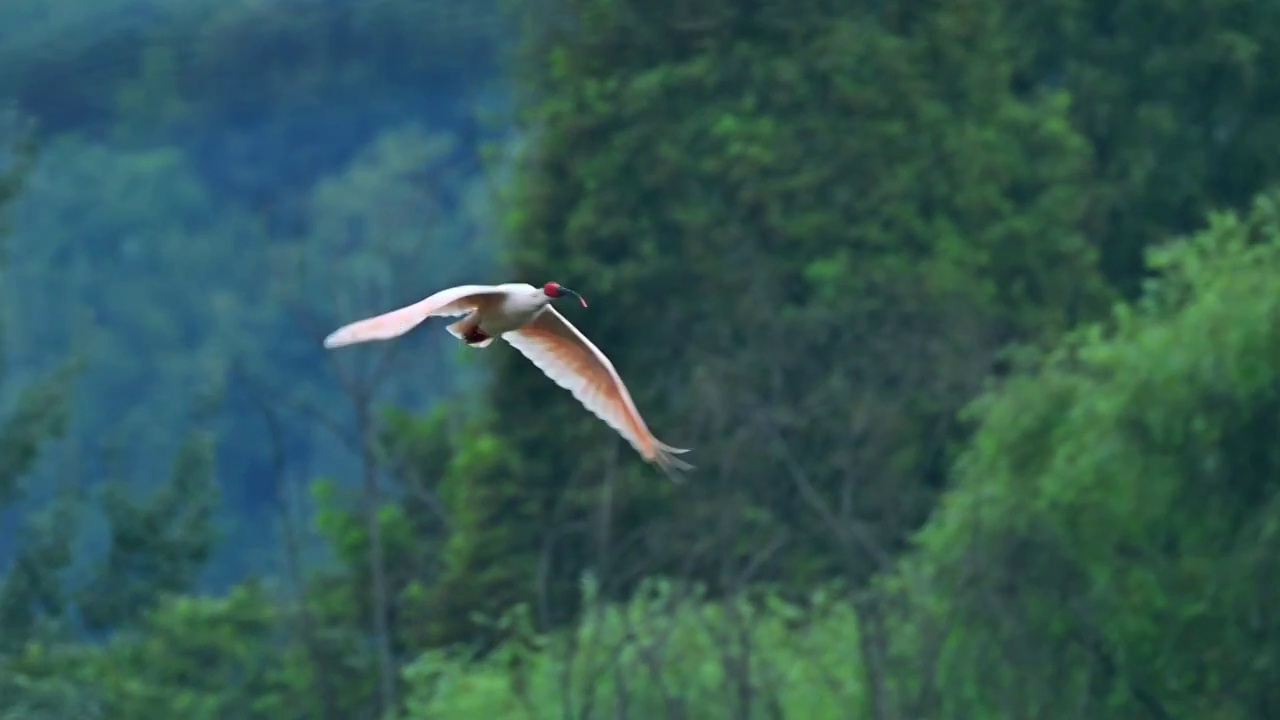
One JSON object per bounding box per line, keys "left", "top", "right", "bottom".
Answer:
{"left": 397, "top": 577, "right": 865, "bottom": 720}
{"left": 3, "top": 0, "right": 1280, "bottom": 717}
{"left": 447, "top": 0, "right": 1110, "bottom": 643}
{"left": 1, "top": 0, "right": 507, "bottom": 579}
{"left": 1006, "top": 0, "right": 1280, "bottom": 297}
{"left": 879, "top": 190, "right": 1280, "bottom": 719}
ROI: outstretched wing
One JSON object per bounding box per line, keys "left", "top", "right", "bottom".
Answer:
{"left": 324, "top": 284, "right": 509, "bottom": 349}
{"left": 502, "top": 307, "right": 693, "bottom": 476}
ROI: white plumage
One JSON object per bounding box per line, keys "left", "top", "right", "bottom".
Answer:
{"left": 323, "top": 281, "right": 693, "bottom": 476}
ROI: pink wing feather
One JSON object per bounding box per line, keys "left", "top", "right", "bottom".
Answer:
{"left": 502, "top": 307, "right": 692, "bottom": 476}
{"left": 323, "top": 284, "right": 508, "bottom": 349}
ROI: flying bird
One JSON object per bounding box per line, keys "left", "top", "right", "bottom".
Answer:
{"left": 323, "top": 282, "right": 693, "bottom": 476}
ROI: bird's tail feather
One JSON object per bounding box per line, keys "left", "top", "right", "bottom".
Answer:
{"left": 653, "top": 442, "right": 694, "bottom": 481}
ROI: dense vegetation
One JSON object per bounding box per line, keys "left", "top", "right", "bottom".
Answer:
{"left": 2, "top": 0, "right": 1279, "bottom": 718}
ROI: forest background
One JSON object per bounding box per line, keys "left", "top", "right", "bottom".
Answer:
{"left": 1, "top": 0, "right": 1278, "bottom": 718}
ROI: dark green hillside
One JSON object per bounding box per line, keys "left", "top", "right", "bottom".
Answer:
{"left": 2, "top": 0, "right": 1279, "bottom": 717}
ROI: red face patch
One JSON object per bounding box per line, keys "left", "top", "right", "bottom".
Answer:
{"left": 542, "top": 282, "right": 560, "bottom": 297}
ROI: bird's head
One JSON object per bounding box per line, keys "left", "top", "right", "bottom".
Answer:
{"left": 543, "top": 281, "right": 588, "bottom": 308}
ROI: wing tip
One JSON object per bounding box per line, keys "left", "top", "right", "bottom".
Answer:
{"left": 323, "top": 328, "right": 358, "bottom": 349}
{"left": 652, "top": 444, "right": 694, "bottom": 481}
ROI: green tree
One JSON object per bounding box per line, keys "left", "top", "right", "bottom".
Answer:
{"left": 90, "top": 584, "right": 313, "bottom": 720}
{"left": 5, "top": 136, "right": 264, "bottom": 509}
{"left": 0, "top": 133, "right": 245, "bottom": 719}
{"left": 1008, "top": 0, "right": 1280, "bottom": 296}
{"left": 257, "top": 123, "right": 508, "bottom": 712}
{"left": 1, "top": 583, "right": 320, "bottom": 720}
{"left": 398, "top": 579, "right": 865, "bottom": 720}
{"left": 0, "top": 128, "right": 81, "bottom": 651}
{"left": 424, "top": 0, "right": 1108, "bottom": 643}
{"left": 888, "top": 189, "right": 1280, "bottom": 719}
{"left": 77, "top": 432, "right": 220, "bottom": 633}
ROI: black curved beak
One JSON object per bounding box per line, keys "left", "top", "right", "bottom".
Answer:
{"left": 559, "top": 286, "right": 588, "bottom": 308}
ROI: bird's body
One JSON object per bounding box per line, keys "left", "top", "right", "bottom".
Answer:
{"left": 323, "top": 281, "right": 693, "bottom": 476}
{"left": 447, "top": 283, "right": 553, "bottom": 345}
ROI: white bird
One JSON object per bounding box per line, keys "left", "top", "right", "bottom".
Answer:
{"left": 323, "top": 281, "right": 693, "bottom": 476}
